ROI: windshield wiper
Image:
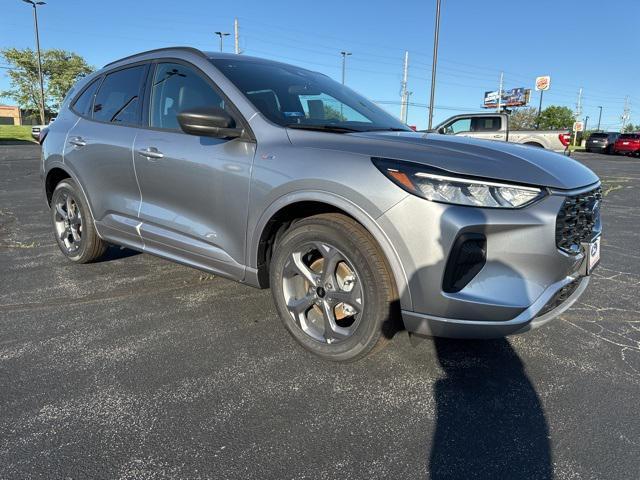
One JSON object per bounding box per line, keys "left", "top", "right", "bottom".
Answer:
{"left": 285, "top": 124, "right": 362, "bottom": 133}
{"left": 362, "top": 127, "right": 411, "bottom": 132}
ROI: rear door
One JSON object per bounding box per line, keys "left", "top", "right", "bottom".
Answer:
{"left": 133, "top": 60, "right": 255, "bottom": 279}
{"left": 65, "top": 63, "right": 149, "bottom": 248}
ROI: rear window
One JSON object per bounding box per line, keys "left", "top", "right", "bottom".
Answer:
{"left": 93, "top": 65, "right": 146, "bottom": 125}
{"left": 589, "top": 133, "right": 608, "bottom": 139}
{"left": 618, "top": 134, "right": 640, "bottom": 140}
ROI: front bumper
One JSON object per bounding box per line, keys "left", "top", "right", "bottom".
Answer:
{"left": 401, "top": 275, "right": 589, "bottom": 338}
{"left": 377, "top": 186, "right": 597, "bottom": 338}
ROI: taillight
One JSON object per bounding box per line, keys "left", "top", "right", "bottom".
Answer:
{"left": 558, "top": 133, "right": 571, "bottom": 147}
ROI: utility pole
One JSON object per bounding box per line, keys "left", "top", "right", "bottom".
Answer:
{"left": 597, "top": 106, "right": 603, "bottom": 131}
{"left": 22, "top": 0, "right": 46, "bottom": 125}
{"left": 496, "top": 71, "right": 504, "bottom": 112}
{"left": 340, "top": 51, "right": 352, "bottom": 85}
{"left": 234, "top": 18, "right": 240, "bottom": 54}
{"left": 427, "top": 0, "right": 441, "bottom": 129}
{"left": 214, "top": 31, "right": 230, "bottom": 52}
{"left": 575, "top": 87, "right": 583, "bottom": 119}
{"left": 621, "top": 96, "right": 630, "bottom": 133}
{"left": 400, "top": 50, "right": 409, "bottom": 123}
{"left": 573, "top": 87, "right": 583, "bottom": 146}
{"left": 584, "top": 115, "right": 589, "bottom": 132}
{"left": 406, "top": 91, "right": 413, "bottom": 125}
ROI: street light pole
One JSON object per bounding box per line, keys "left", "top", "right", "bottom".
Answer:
{"left": 340, "top": 51, "right": 352, "bottom": 85}
{"left": 597, "top": 106, "right": 603, "bottom": 131}
{"left": 22, "top": 0, "right": 46, "bottom": 125}
{"left": 214, "top": 31, "right": 230, "bottom": 52}
{"left": 427, "top": 0, "right": 441, "bottom": 130}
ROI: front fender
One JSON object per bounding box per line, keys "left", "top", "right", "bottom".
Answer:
{"left": 247, "top": 189, "right": 413, "bottom": 311}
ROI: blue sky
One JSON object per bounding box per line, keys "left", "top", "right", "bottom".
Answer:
{"left": 1, "top": 0, "right": 638, "bottom": 130}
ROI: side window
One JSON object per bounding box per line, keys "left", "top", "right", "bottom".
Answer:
{"left": 445, "top": 118, "right": 471, "bottom": 134}
{"left": 93, "top": 65, "right": 146, "bottom": 125}
{"left": 72, "top": 78, "right": 101, "bottom": 117}
{"left": 150, "top": 62, "right": 225, "bottom": 130}
{"left": 471, "top": 117, "right": 501, "bottom": 132}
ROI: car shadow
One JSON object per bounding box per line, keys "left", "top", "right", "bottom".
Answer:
{"left": 95, "top": 245, "right": 141, "bottom": 263}
{"left": 428, "top": 337, "right": 552, "bottom": 480}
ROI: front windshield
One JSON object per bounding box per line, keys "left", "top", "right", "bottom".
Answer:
{"left": 210, "top": 58, "right": 410, "bottom": 133}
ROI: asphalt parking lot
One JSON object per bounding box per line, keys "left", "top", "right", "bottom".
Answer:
{"left": 1, "top": 144, "right": 639, "bottom": 479}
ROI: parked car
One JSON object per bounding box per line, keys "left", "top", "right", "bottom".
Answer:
{"left": 614, "top": 133, "right": 640, "bottom": 156}
{"left": 41, "top": 47, "right": 602, "bottom": 361}
{"left": 586, "top": 132, "right": 619, "bottom": 154}
{"left": 430, "top": 113, "right": 571, "bottom": 152}
{"left": 31, "top": 117, "right": 56, "bottom": 141}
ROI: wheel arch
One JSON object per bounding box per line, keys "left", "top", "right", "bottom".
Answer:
{"left": 249, "top": 191, "right": 412, "bottom": 310}
{"left": 44, "top": 164, "right": 99, "bottom": 229}
{"left": 523, "top": 141, "right": 545, "bottom": 148}
{"left": 45, "top": 167, "right": 71, "bottom": 205}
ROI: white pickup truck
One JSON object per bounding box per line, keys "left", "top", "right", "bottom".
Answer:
{"left": 431, "top": 113, "right": 571, "bottom": 152}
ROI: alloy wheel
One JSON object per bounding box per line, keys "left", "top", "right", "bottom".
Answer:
{"left": 53, "top": 191, "right": 83, "bottom": 253}
{"left": 282, "top": 242, "right": 364, "bottom": 344}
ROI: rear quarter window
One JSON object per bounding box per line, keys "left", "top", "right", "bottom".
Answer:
{"left": 71, "top": 78, "right": 101, "bottom": 117}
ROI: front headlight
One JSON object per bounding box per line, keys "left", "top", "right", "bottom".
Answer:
{"left": 373, "top": 157, "right": 545, "bottom": 208}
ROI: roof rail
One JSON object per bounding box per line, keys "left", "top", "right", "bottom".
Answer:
{"left": 103, "top": 46, "right": 206, "bottom": 68}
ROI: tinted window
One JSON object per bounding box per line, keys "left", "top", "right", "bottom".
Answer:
{"left": 619, "top": 134, "right": 639, "bottom": 140}
{"left": 150, "top": 62, "right": 225, "bottom": 130}
{"left": 211, "top": 58, "right": 409, "bottom": 132}
{"left": 93, "top": 65, "right": 146, "bottom": 124}
{"left": 72, "top": 78, "right": 101, "bottom": 117}
{"left": 471, "top": 117, "right": 501, "bottom": 131}
{"left": 589, "top": 133, "right": 608, "bottom": 139}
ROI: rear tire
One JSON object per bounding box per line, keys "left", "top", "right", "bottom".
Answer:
{"left": 269, "top": 213, "right": 398, "bottom": 362}
{"left": 51, "top": 179, "right": 107, "bottom": 263}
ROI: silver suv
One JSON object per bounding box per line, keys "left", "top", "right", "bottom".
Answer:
{"left": 41, "top": 47, "right": 602, "bottom": 361}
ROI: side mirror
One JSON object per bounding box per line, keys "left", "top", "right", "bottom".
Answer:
{"left": 177, "top": 107, "right": 244, "bottom": 139}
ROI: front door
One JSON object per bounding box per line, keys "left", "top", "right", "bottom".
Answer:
{"left": 133, "top": 61, "right": 255, "bottom": 279}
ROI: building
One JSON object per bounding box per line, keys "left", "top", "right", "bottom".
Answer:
{"left": 0, "top": 105, "right": 22, "bottom": 125}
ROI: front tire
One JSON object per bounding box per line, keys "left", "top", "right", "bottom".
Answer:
{"left": 269, "top": 213, "right": 397, "bottom": 361}
{"left": 51, "top": 179, "right": 107, "bottom": 263}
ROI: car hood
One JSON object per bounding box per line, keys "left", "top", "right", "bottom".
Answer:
{"left": 287, "top": 130, "right": 599, "bottom": 190}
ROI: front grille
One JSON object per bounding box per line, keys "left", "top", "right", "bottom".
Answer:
{"left": 555, "top": 187, "right": 602, "bottom": 254}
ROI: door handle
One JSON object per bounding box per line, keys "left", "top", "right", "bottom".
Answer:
{"left": 137, "top": 147, "right": 164, "bottom": 159}
{"left": 493, "top": 134, "right": 502, "bottom": 138}
{"left": 68, "top": 136, "right": 86, "bottom": 147}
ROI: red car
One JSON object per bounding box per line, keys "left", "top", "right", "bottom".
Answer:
{"left": 614, "top": 133, "right": 640, "bottom": 156}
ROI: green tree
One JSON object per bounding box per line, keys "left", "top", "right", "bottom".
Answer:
{"left": 323, "top": 104, "right": 346, "bottom": 122}
{"left": 623, "top": 123, "right": 639, "bottom": 133}
{"left": 537, "top": 105, "right": 575, "bottom": 130}
{"left": 0, "top": 47, "right": 92, "bottom": 123}
{"left": 509, "top": 106, "right": 538, "bottom": 129}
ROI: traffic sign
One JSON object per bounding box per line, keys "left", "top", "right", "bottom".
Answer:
{"left": 573, "top": 121, "right": 584, "bottom": 132}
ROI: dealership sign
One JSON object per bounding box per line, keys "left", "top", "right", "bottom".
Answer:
{"left": 573, "top": 121, "right": 584, "bottom": 132}
{"left": 535, "top": 76, "right": 551, "bottom": 91}
{"left": 483, "top": 87, "right": 531, "bottom": 108}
